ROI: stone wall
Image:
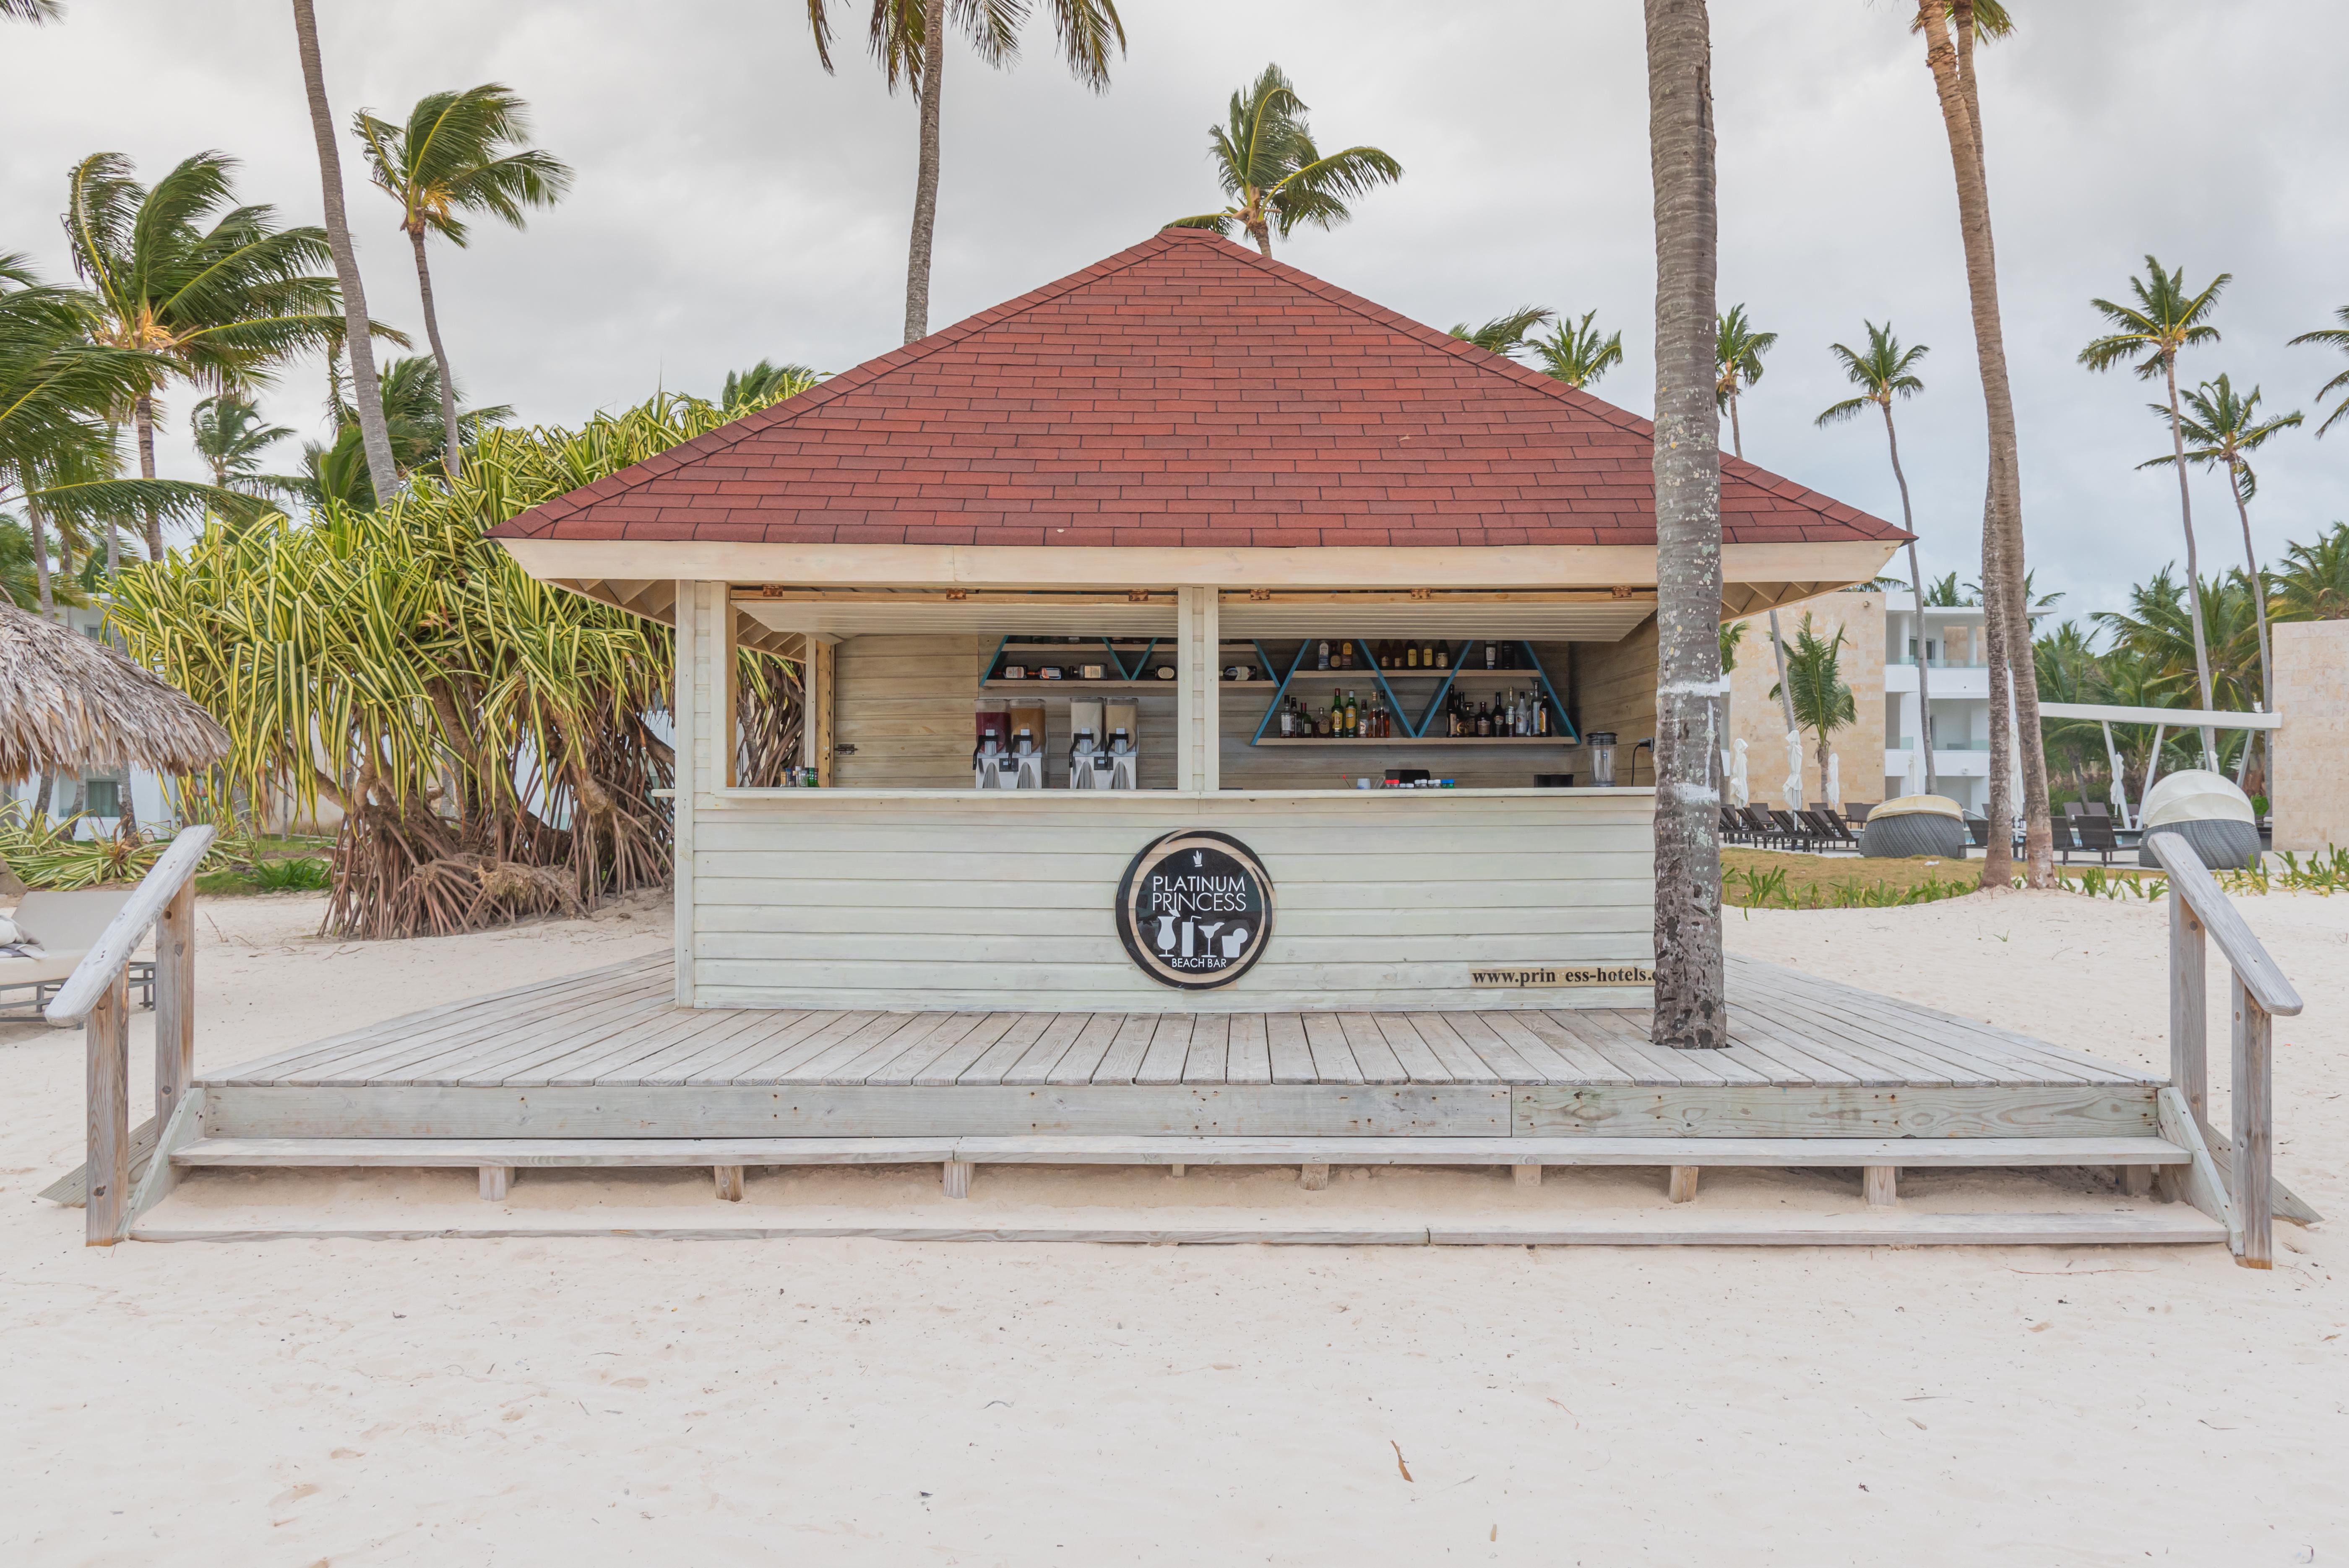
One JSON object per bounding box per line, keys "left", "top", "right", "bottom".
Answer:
{"left": 2273, "top": 620, "right": 2349, "bottom": 852}
{"left": 1724, "top": 590, "right": 1885, "bottom": 809}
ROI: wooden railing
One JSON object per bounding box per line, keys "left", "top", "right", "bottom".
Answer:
{"left": 2148, "top": 831, "right": 2304, "bottom": 1268}
{"left": 44, "top": 824, "right": 215, "bottom": 1247}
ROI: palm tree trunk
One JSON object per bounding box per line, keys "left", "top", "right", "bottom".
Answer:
{"left": 1726, "top": 385, "right": 1743, "bottom": 459}
{"left": 903, "top": 0, "right": 946, "bottom": 346}
{"left": 289, "top": 0, "right": 399, "bottom": 503}
{"left": 1881, "top": 402, "right": 1935, "bottom": 794}
{"left": 2230, "top": 455, "right": 2277, "bottom": 794}
{"left": 1919, "top": 1, "right": 2049, "bottom": 885}
{"left": 1980, "top": 475, "right": 2014, "bottom": 883}
{"left": 407, "top": 227, "right": 465, "bottom": 479}
{"left": 2161, "top": 354, "right": 2218, "bottom": 766}
{"left": 1643, "top": 0, "right": 1725, "bottom": 1050}
{"left": 1250, "top": 221, "right": 1273, "bottom": 258}
{"left": 25, "top": 492, "right": 54, "bottom": 614}
{"left": 133, "top": 390, "right": 164, "bottom": 562}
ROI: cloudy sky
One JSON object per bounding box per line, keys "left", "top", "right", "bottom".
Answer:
{"left": 5, "top": 0, "right": 2345, "bottom": 625}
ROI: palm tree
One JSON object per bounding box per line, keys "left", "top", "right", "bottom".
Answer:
{"left": 806, "top": 0, "right": 1125, "bottom": 345}
{"left": 1817, "top": 320, "right": 1935, "bottom": 792}
{"left": 1169, "top": 64, "right": 1403, "bottom": 260}
{"left": 1448, "top": 306, "right": 1552, "bottom": 357}
{"left": 3, "top": 0, "right": 63, "bottom": 21}
{"left": 0, "top": 251, "right": 207, "bottom": 606}
{"left": 2080, "top": 254, "right": 2228, "bottom": 764}
{"left": 354, "top": 85, "right": 572, "bottom": 479}
{"left": 63, "top": 150, "right": 347, "bottom": 561}
{"left": 2273, "top": 523, "right": 2349, "bottom": 621}
{"left": 300, "top": 353, "right": 513, "bottom": 507}
{"left": 2138, "top": 373, "right": 2299, "bottom": 779}
{"left": 2289, "top": 307, "right": 2349, "bottom": 436}
{"left": 289, "top": 0, "right": 398, "bottom": 504}
{"left": 721, "top": 359, "right": 822, "bottom": 412}
{"left": 1769, "top": 614, "right": 1857, "bottom": 798}
{"left": 1643, "top": 0, "right": 1724, "bottom": 1049}
{"left": 1911, "top": 0, "right": 2049, "bottom": 889}
{"left": 1524, "top": 311, "right": 1624, "bottom": 390}
{"left": 1711, "top": 304, "right": 1775, "bottom": 459}
{"left": 189, "top": 394, "right": 296, "bottom": 492}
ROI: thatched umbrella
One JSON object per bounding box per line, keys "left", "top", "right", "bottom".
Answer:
{"left": 0, "top": 602, "right": 229, "bottom": 783}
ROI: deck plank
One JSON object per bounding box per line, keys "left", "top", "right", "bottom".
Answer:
{"left": 781, "top": 1013, "right": 929, "bottom": 1083}
{"left": 1729, "top": 969, "right": 1984, "bottom": 1086}
{"left": 1135, "top": 1016, "right": 1197, "bottom": 1086}
{"left": 1477, "top": 1011, "right": 1624, "bottom": 1084}
{"left": 1089, "top": 1015, "right": 1163, "bottom": 1086}
{"left": 1225, "top": 1015, "right": 1271, "bottom": 1084}
{"left": 1372, "top": 1013, "right": 1474, "bottom": 1084}
{"left": 923, "top": 1013, "right": 1034, "bottom": 1086}
{"left": 542, "top": 1007, "right": 771, "bottom": 1087}
{"left": 1301, "top": 1015, "right": 1365, "bottom": 1084}
{"left": 865, "top": 1014, "right": 995, "bottom": 1086}
{"left": 935, "top": 1009, "right": 1047, "bottom": 1084}
{"left": 1047, "top": 1014, "right": 1127, "bottom": 1086}
{"left": 286, "top": 971, "right": 670, "bottom": 1086}
{"left": 1000, "top": 1013, "right": 1093, "bottom": 1085}
{"left": 678, "top": 1009, "right": 870, "bottom": 1086}
{"left": 1338, "top": 1013, "right": 1412, "bottom": 1084}
{"left": 1431, "top": 1012, "right": 1544, "bottom": 1082}
{"left": 1266, "top": 1015, "right": 1315, "bottom": 1084}
{"left": 601, "top": 1008, "right": 804, "bottom": 1086}
{"left": 1182, "top": 1015, "right": 1233, "bottom": 1085}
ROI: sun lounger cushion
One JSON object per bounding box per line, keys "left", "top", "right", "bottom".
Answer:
{"left": 1859, "top": 810, "right": 1966, "bottom": 859}
{"left": 1, "top": 890, "right": 134, "bottom": 990}
{"left": 2139, "top": 818, "right": 2261, "bottom": 871}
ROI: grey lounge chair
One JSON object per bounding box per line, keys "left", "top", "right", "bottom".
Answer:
{"left": 1, "top": 889, "right": 155, "bottom": 1018}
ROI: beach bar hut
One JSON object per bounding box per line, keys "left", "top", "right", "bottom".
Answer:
{"left": 135, "top": 232, "right": 2294, "bottom": 1257}
{"left": 491, "top": 229, "right": 1904, "bottom": 1014}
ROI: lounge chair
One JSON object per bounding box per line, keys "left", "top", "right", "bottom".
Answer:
{"left": 1963, "top": 816, "right": 1992, "bottom": 849}
{"left": 2048, "top": 814, "right": 2080, "bottom": 862}
{"left": 1801, "top": 809, "right": 1859, "bottom": 851}
{"left": 0, "top": 889, "right": 154, "bottom": 1019}
{"left": 1845, "top": 802, "right": 1875, "bottom": 827}
{"left": 2073, "top": 812, "right": 2123, "bottom": 867}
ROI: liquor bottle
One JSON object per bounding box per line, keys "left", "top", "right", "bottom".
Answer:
{"left": 1404, "top": 641, "right": 1419, "bottom": 670}
{"left": 1317, "top": 640, "right": 1330, "bottom": 671}
{"left": 1378, "top": 640, "right": 1393, "bottom": 669}
{"left": 1336, "top": 640, "right": 1351, "bottom": 670}
{"left": 1484, "top": 641, "right": 1497, "bottom": 671}
{"left": 1434, "top": 641, "right": 1449, "bottom": 670}
{"left": 1279, "top": 699, "right": 1294, "bottom": 738}
{"left": 1345, "top": 690, "right": 1359, "bottom": 738}
{"left": 1475, "top": 701, "right": 1492, "bottom": 737}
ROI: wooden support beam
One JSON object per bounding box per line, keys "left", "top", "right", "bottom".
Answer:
{"left": 2171, "top": 901, "right": 2208, "bottom": 1136}
{"left": 2118, "top": 1164, "right": 2153, "bottom": 1199}
{"left": 1513, "top": 1163, "right": 1542, "bottom": 1188}
{"left": 713, "top": 1164, "right": 745, "bottom": 1202}
{"left": 1863, "top": 1166, "right": 1899, "bottom": 1208}
{"left": 2232, "top": 976, "right": 2273, "bottom": 1269}
{"left": 1168, "top": 1162, "right": 1185, "bottom": 1178}
{"left": 85, "top": 969, "right": 130, "bottom": 1246}
{"left": 1300, "top": 1162, "right": 1330, "bottom": 1191}
{"left": 1667, "top": 1166, "right": 1699, "bottom": 1204}
{"left": 154, "top": 880, "right": 195, "bottom": 1130}
{"left": 942, "top": 1157, "right": 971, "bottom": 1199}
{"left": 478, "top": 1165, "right": 511, "bottom": 1201}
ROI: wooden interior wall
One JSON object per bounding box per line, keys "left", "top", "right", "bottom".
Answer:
{"left": 1568, "top": 616, "right": 1659, "bottom": 787}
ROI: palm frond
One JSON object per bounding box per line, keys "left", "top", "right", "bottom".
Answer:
{"left": 1448, "top": 305, "right": 1552, "bottom": 357}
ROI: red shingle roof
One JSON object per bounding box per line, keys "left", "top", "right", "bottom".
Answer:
{"left": 490, "top": 229, "right": 1903, "bottom": 550}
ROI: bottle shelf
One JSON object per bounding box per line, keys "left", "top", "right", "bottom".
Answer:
{"left": 980, "top": 678, "right": 1274, "bottom": 690}
{"left": 1278, "top": 668, "right": 1529, "bottom": 683}
{"left": 1253, "top": 737, "right": 1576, "bottom": 747}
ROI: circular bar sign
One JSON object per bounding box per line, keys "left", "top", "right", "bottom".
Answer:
{"left": 1115, "top": 831, "right": 1275, "bottom": 990}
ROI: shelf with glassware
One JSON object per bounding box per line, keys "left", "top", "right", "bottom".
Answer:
{"left": 1246, "top": 638, "right": 1578, "bottom": 745}
{"left": 977, "top": 635, "right": 1270, "bottom": 690}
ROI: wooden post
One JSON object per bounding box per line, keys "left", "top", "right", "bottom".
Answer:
{"left": 942, "top": 1157, "right": 971, "bottom": 1199}
{"left": 673, "top": 580, "right": 700, "bottom": 1009}
{"left": 85, "top": 967, "right": 130, "bottom": 1246}
{"left": 714, "top": 1164, "right": 745, "bottom": 1202}
{"left": 1300, "top": 1162, "right": 1330, "bottom": 1191}
{"left": 1177, "top": 586, "right": 1219, "bottom": 792}
{"left": 1863, "top": 1165, "right": 1898, "bottom": 1207}
{"left": 719, "top": 596, "right": 741, "bottom": 787}
{"left": 154, "top": 879, "right": 195, "bottom": 1130}
{"left": 478, "top": 1165, "right": 511, "bottom": 1201}
{"left": 811, "top": 639, "right": 836, "bottom": 787}
{"left": 1168, "top": 1162, "right": 1185, "bottom": 1178}
{"left": 2232, "top": 975, "right": 2273, "bottom": 1268}
{"left": 2118, "top": 1165, "right": 2153, "bottom": 1199}
{"left": 1667, "top": 1166, "right": 1699, "bottom": 1203}
{"left": 1513, "top": 1163, "right": 1542, "bottom": 1188}
{"left": 2171, "top": 898, "right": 2208, "bottom": 1136}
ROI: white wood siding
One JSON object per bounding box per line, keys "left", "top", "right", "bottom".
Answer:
{"left": 688, "top": 792, "right": 1656, "bottom": 1012}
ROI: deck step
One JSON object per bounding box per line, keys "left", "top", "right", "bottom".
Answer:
{"left": 174, "top": 1133, "right": 2190, "bottom": 1171}
{"left": 124, "top": 1209, "right": 2229, "bottom": 1248}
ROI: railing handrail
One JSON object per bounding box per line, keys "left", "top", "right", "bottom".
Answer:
{"left": 2146, "top": 832, "right": 2302, "bottom": 1017}
{"left": 43, "top": 824, "right": 216, "bottom": 1025}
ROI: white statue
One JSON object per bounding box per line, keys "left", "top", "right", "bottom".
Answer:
{"left": 1783, "top": 729, "right": 1804, "bottom": 813}
{"left": 1731, "top": 738, "right": 1750, "bottom": 808}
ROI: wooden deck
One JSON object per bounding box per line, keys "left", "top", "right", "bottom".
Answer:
{"left": 193, "top": 953, "right": 2162, "bottom": 1143}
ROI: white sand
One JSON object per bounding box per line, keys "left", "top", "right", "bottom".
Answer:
{"left": 3, "top": 887, "right": 2346, "bottom": 1563}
